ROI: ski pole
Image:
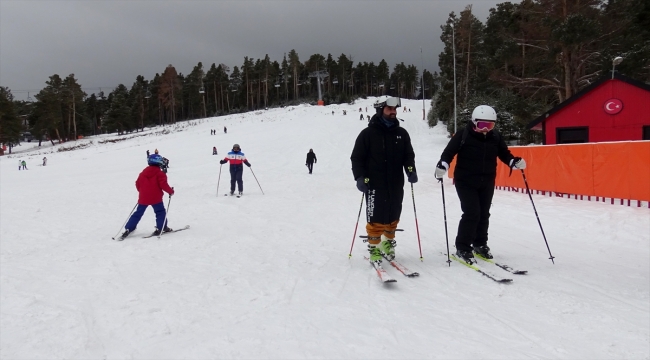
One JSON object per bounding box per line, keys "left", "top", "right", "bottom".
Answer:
{"left": 439, "top": 178, "right": 451, "bottom": 266}
{"left": 112, "top": 202, "right": 138, "bottom": 240}
{"left": 521, "top": 169, "right": 555, "bottom": 264}
{"left": 248, "top": 166, "right": 264, "bottom": 195}
{"left": 158, "top": 189, "right": 173, "bottom": 239}
{"left": 216, "top": 164, "right": 223, "bottom": 196}
{"left": 348, "top": 193, "right": 365, "bottom": 258}
{"left": 410, "top": 183, "right": 423, "bottom": 261}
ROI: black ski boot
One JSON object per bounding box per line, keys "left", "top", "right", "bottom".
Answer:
{"left": 151, "top": 227, "right": 173, "bottom": 236}
{"left": 118, "top": 229, "right": 131, "bottom": 241}
{"left": 473, "top": 245, "right": 493, "bottom": 259}
{"left": 455, "top": 249, "right": 476, "bottom": 265}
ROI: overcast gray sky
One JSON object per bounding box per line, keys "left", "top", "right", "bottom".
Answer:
{"left": 1, "top": 0, "right": 500, "bottom": 101}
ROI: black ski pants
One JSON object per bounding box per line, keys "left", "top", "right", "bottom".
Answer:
{"left": 454, "top": 179, "right": 495, "bottom": 252}
{"left": 306, "top": 162, "right": 314, "bottom": 173}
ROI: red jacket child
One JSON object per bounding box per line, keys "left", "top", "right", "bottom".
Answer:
{"left": 136, "top": 165, "right": 174, "bottom": 205}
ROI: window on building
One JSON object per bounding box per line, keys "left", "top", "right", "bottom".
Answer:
{"left": 643, "top": 126, "right": 650, "bottom": 140}
{"left": 557, "top": 127, "right": 589, "bottom": 144}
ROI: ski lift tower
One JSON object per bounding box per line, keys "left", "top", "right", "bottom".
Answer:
{"left": 309, "top": 70, "right": 329, "bottom": 106}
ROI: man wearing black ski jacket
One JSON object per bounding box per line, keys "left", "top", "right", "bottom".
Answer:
{"left": 306, "top": 149, "right": 317, "bottom": 174}
{"left": 351, "top": 97, "right": 416, "bottom": 263}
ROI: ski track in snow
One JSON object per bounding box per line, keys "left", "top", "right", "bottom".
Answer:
{"left": 1, "top": 98, "right": 649, "bottom": 359}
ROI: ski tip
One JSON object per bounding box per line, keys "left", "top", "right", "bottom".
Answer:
{"left": 499, "top": 279, "right": 514, "bottom": 283}
{"left": 514, "top": 270, "right": 528, "bottom": 275}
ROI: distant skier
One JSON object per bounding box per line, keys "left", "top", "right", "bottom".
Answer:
{"left": 219, "top": 143, "right": 251, "bottom": 196}
{"left": 434, "top": 105, "right": 526, "bottom": 264}
{"left": 119, "top": 154, "right": 175, "bottom": 240}
{"left": 306, "top": 149, "right": 317, "bottom": 174}
{"left": 146, "top": 150, "right": 150, "bottom": 157}
{"left": 21, "top": 160, "right": 27, "bottom": 170}
{"left": 18, "top": 159, "right": 21, "bottom": 170}
{"left": 360, "top": 114, "right": 364, "bottom": 121}
{"left": 351, "top": 96, "right": 417, "bottom": 265}
{"left": 42, "top": 157, "right": 47, "bottom": 166}
{"left": 224, "top": 126, "right": 227, "bottom": 134}
{"left": 213, "top": 146, "right": 218, "bottom": 155}
{"left": 332, "top": 111, "right": 335, "bottom": 115}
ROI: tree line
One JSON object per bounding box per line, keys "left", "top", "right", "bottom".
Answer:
{"left": 0, "top": 51, "right": 439, "bottom": 151}
{"left": 431, "top": 0, "right": 649, "bottom": 144}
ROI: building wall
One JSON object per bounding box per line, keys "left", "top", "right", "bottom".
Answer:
{"left": 544, "top": 79, "right": 650, "bottom": 144}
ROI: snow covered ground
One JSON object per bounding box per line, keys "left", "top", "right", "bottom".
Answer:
{"left": 1, "top": 98, "right": 648, "bottom": 359}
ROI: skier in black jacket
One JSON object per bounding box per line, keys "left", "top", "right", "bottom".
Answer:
{"left": 435, "top": 105, "right": 526, "bottom": 264}
{"left": 306, "top": 149, "right": 317, "bottom": 174}
{"left": 351, "top": 96, "right": 417, "bottom": 265}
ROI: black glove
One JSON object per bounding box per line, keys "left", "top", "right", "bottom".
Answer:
{"left": 246, "top": 162, "right": 251, "bottom": 167}
{"left": 407, "top": 166, "right": 418, "bottom": 183}
{"left": 219, "top": 160, "right": 227, "bottom": 165}
{"left": 356, "top": 177, "right": 369, "bottom": 192}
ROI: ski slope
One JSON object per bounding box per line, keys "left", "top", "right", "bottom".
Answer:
{"left": 1, "top": 98, "right": 648, "bottom": 359}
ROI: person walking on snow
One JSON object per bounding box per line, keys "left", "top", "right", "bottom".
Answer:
{"left": 434, "top": 105, "right": 526, "bottom": 264}
{"left": 350, "top": 96, "right": 417, "bottom": 265}
{"left": 224, "top": 126, "right": 227, "bottom": 134}
{"left": 18, "top": 159, "right": 21, "bottom": 170}
{"left": 306, "top": 149, "right": 317, "bottom": 174}
{"left": 21, "top": 160, "right": 27, "bottom": 170}
{"left": 42, "top": 157, "right": 47, "bottom": 166}
{"left": 120, "top": 154, "right": 175, "bottom": 239}
{"left": 219, "top": 143, "right": 251, "bottom": 196}
{"left": 213, "top": 146, "right": 218, "bottom": 155}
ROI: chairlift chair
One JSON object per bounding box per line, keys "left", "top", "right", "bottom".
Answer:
{"left": 199, "top": 86, "right": 205, "bottom": 94}
{"left": 332, "top": 77, "right": 339, "bottom": 85}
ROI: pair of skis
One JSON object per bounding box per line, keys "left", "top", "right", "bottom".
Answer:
{"left": 113, "top": 225, "right": 190, "bottom": 240}
{"left": 224, "top": 193, "right": 243, "bottom": 198}
{"left": 445, "top": 252, "right": 527, "bottom": 283}
{"left": 364, "top": 256, "right": 419, "bottom": 283}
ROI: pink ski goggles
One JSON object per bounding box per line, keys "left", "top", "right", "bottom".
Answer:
{"left": 475, "top": 121, "right": 496, "bottom": 131}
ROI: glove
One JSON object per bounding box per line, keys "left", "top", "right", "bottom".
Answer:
{"left": 407, "top": 166, "right": 418, "bottom": 183}
{"left": 435, "top": 161, "right": 448, "bottom": 179}
{"left": 219, "top": 160, "right": 227, "bottom": 164}
{"left": 356, "top": 177, "right": 369, "bottom": 192}
{"left": 170, "top": 187, "right": 175, "bottom": 196}
{"left": 246, "top": 162, "right": 251, "bottom": 167}
{"left": 511, "top": 157, "right": 526, "bottom": 170}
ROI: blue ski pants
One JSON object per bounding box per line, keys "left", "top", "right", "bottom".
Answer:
{"left": 125, "top": 202, "right": 169, "bottom": 231}
{"left": 230, "top": 165, "right": 243, "bottom": 192}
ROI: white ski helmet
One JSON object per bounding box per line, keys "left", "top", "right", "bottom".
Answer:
{"left": 471, "top": 105, "right": 497, "bottom": 126}
{"left": 374, "top": 96, "right": 401, "bottom": 113}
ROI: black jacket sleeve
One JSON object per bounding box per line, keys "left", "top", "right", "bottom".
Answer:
{"left": 350, "top": 130, "right": 368, "bottom": 180}
{"left": 403, "top": 131, "right": 416, "bottom": 173}
{"left": 440, "top": 131, "right": 464, "bottom": 164}
{"left": 496, "top": 134, "right": 515, "bottom": 166}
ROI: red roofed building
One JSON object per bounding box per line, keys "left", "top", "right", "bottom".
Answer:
{"left": 527, "top": 73, "right": 650, "bottom": 144}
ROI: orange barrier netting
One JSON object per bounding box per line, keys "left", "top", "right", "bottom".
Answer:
{"left": 448, "top": 141, "right": 650, "bottom": 202}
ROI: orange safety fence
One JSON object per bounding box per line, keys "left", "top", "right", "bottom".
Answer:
{"left": 448, "top": 141, "right": 650, "bottom": 202}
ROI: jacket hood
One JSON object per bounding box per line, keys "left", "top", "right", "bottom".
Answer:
{"left": 142, "top": 165, "right": 161, "bottom": 179}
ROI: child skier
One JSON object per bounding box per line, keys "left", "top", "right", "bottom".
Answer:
{"left": 119, "top": 154, "right": 175, "bottom": 240}
{"left": 219, "top": 143, "right": 251, "bottom": 196}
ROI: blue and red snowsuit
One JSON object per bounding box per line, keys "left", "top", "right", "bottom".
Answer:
{"left": 125, "top": 165, "right": 174, "bottom": 231}
{"left": 221, "top": 150, "right": 251, "bottom": 193}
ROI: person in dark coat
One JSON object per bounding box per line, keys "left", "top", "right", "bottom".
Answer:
{"left": 306, "top": 149, "right": 317, "bottom": 174}
{"left": 220, "top": 143, "right": 251, "bottom": 195}
{"left": 213, "top": 146, "right": 218, "bottom": 155}
{"left": 119, "top": 154, "right": 175, "bottom": 239}
{"left": 435, "top": 105, "right": 526, "bottom": 264}
{"left": 350, "top": 96, "right": 417, "bottom": 264}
